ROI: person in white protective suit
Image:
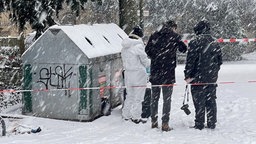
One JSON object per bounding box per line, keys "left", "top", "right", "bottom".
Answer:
{"left": 121, "top": 26, "right": 150, "bottom": 124}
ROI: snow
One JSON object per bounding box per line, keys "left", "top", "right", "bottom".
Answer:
{"left": 1, "top": 54, "right": 256, "bottom": 143}
{"left": 206, "top": 2, "right": 218, "bottom": 11}
{"left": 49, "top": 23, "right": 128, "bottom": 58}
{"left": 22, "top": 23, "right": 128, "bottom": 59}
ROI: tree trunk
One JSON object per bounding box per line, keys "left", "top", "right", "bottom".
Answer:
{"left": 119, "top": 0, "right": 139, "bottom": 34}
{"left": 139, "top": 0, "right": 144, "bottom": 29}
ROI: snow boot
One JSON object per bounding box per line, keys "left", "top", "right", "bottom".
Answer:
{"left": 191, "top": 124, "right": 204, "bottom": 130}
{"left": 206, "top": 123, "right": 216, "bottom": 129}
{"left": 140, "top": 118, "right": 148, "bottom": 124}
{"left": 151, "top": 121, "right": 158, "bottom": 129}
{"left": 162, "top": 123, "right": 173, "bottom": 132}
{"left": 131, "top": 119, "right": 140, "bottom": 124}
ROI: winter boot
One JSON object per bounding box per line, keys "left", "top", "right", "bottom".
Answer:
{"left": 207, "top": 123, "right": 216, "bottom": 129}
{"left": 131, "top": 119, "right": 140, "bottom": 124}
{"left": 140, "top": 118, "right": 148, "bottom": 124}
{"left": 151, "top": 121, "right": 158, "bottom": 129}
{"left": 162, "top": 123, "right": 172, "bottom": 132}
{"left": 192, "top": 124, "right": 204, "bottom": 130}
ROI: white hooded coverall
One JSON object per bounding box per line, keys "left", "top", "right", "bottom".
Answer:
{"left": 121, "top": 37, "right": 150, "bottom": 120}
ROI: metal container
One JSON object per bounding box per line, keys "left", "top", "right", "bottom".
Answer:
{"left": 22, "top": 24, "right": 127, "bottom": 121}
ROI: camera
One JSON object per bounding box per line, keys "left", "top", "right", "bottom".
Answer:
{"left": 181, "top": 104, "right": 191, "bottom": 115}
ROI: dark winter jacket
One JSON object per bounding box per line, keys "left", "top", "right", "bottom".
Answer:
{"left": 145, "top": 27, "right": 187, "bottom": 85}
{"left": 184, "top": 33, "right": 222, "bottom": 84}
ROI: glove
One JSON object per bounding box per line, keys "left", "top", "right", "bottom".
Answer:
{"left": 185, "top": 78, "right": 194, "bottom": 84}
{"left": 146, "top": 67, "right": 150, "bottom": 74}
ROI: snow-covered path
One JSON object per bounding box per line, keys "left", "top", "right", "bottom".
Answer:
{"left": 1, "top": 60, "right": 256, "bottom": 144}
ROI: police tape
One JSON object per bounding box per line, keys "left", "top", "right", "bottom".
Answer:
{"left": 1, "top": 80, "right": 256, "bottom": 93}
{"left": 183, "top": 38, "right": 256, "bottom": 44}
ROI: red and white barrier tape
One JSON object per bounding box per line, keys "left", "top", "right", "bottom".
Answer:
{"left": 183, "top": 38, "right": 256, "bottom": 44}
{"left": 1, "top": 80, "right": 256, "bottom": 93}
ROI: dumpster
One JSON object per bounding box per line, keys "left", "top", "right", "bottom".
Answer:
{"left": 21, "top": 23, "right": 128, "bottom": 121}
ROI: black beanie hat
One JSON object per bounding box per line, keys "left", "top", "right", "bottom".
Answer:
{"left": 129, "top": 25, "right": 143, "bottom": 38}
{"left": 165, "top": 20, "right": 177, "bottom": 28}
{"left": 194, "top": 20, "right": 210, "bottom": 35}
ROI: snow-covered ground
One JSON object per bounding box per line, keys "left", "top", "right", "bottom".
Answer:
{"left": 1, "top": 53, "right": 256, "bottom": 144}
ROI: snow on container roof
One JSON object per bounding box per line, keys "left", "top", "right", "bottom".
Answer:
{"left": 50, "top": 23, "right": 128, "bottom": 59}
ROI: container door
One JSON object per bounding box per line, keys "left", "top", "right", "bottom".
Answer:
{"left": 78, "top": 65, "right": 88, "bottom": 115}
{"left": 23, "top": 64, "right": 32, "bottom": 113}
{"left": 32, "top": 64, "right": 79, "bottom": 119}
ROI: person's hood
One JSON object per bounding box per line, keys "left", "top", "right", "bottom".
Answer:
{"left": 194, "top": 20, "right": 210, "bottom": 35}
{"left": 121, "top": 38, "right": 144, "bottom": 49}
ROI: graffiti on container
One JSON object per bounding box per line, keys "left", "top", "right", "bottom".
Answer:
{"left": 37, "top": 65, "right": 73, "bottom": 91}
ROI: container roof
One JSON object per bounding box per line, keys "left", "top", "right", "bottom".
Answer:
{"left": 49, "top": 23, "right": 128, "bottom": 58}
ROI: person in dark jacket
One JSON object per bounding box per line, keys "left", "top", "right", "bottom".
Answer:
{"left": 145, "top": 20, "right": 187, "bottom": 131}
{"left": 184, "top": 20, "right": 223, "bottom": 130}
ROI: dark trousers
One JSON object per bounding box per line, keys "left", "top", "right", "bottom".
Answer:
{"left": 191, "top": 85, "right": 217, "bottom": 127}
{"left": 151, "top": 86, "right": 173, "bottom": 124}
{"left": 141, "top": 88, "right": 151, "bottom": 118}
